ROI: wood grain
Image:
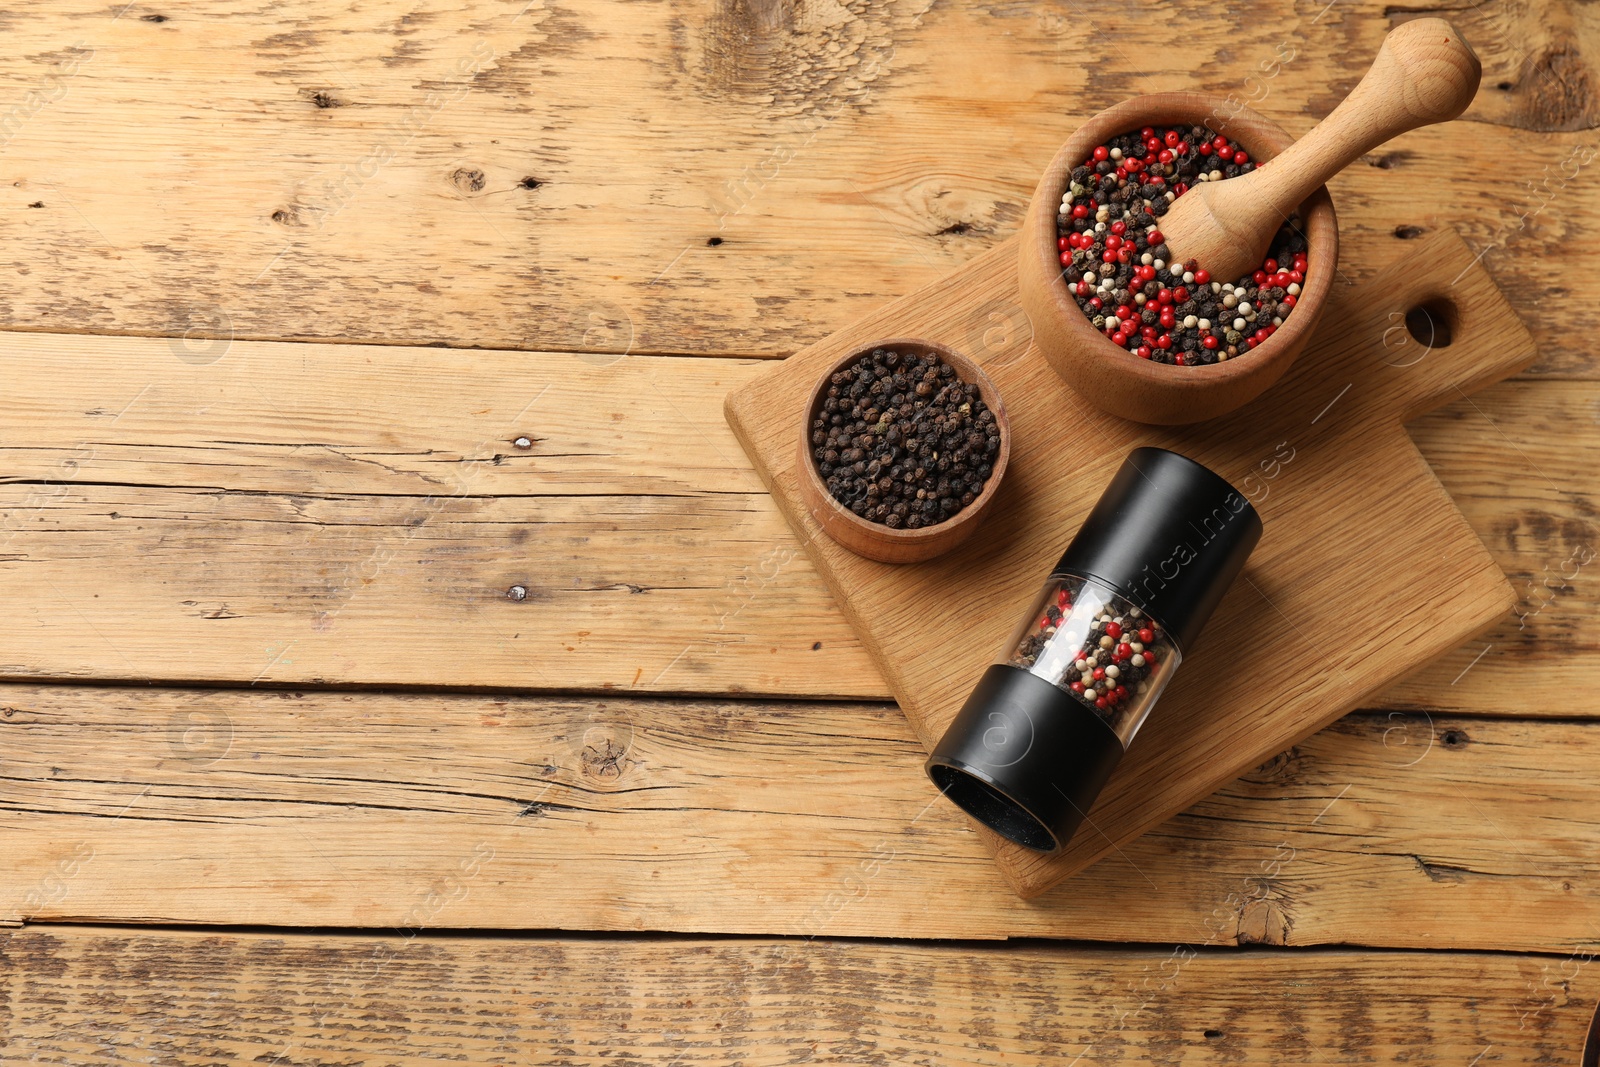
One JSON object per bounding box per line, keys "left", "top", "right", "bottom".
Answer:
{"left": 1, "top": 926, "right": 1594, "bottom": 1066}
{"left": 727, "top": 228, "right": 1534, "bottom": 897}
{"left": 3, "top": 684, "right": 1599, "bottom": 953}
{"left": 0, "top": 0, "right": 1591, "bottom": 375}
{"left": 0, "top": 333, "right": 1593, "bottom": 713}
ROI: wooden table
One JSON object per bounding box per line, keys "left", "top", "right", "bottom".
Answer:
{"left": 0, "top": 0, "right": 1596, "bottom": 1061}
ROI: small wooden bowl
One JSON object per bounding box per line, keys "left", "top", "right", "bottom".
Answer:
{"left": 796, "top": 339, "right": 1010, "bottom": 564}
{"left": 1018, "top": 93, "right": 1340, "bottom": 425}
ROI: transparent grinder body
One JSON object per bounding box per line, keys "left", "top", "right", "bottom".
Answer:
{"left": 1000, "top": 572, "right": 1181, "bottom": 748}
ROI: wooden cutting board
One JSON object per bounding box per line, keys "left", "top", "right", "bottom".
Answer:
{"left": 725, "top": 228, "right": 1535, "bottom": 899}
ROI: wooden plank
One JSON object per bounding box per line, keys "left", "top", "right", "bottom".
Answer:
{"left": 2, "top": 926, "right": 1594, "bottom": 1065}
{"left": 0, "top": 0, "right": 1590, "bottom": 375}
{"left": 0, "top": 333, "right": 862, "bottom": 694}
{"left": 3, "top": 683, "right": 1599, "bottom": 953}
{"left": 726, "top": 229, "right": 1533, "bottom": 896}
{"left": 0, "top": 332, "right": 1594, "bottom": 710}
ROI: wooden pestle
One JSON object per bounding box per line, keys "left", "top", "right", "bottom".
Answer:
{"left": 1159, "top": 18, "right": 1481, "bottom": 283}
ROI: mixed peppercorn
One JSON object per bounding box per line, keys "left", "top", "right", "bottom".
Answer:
{"left": 1057, "top": 124, "right": 1309, "bottom": 366}
{"left": 1010, "top": 581, "right": 1172, "bottom": 722}
{"left": 811, "top": 347, "right": 1000, "bottom": 529}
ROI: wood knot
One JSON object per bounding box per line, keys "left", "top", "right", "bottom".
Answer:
{"left": 1242, "top": 748, "right": 1295, "bottom": 783}
{"left": 1235, "top": 895, "right": 1292, "bottom": 946}
{"left": 1509, "top": 45, "right": 1600, "bottom": 132}
{"left": 298, "top": 88, "right": 348, "bottom": 109}
{"left": 581, "top": 738, "right": 632, "bottom": 780}
{"left": 451, "top": 167, "right": 487, "bottom": 195}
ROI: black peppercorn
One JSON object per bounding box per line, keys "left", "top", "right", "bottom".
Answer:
{"left": 813, "top": 347, "right": 1001, "bottom": 530}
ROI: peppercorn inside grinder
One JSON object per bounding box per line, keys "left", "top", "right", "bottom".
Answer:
{"left": 926, "top": 447, "right": 1262, "bottom": 852}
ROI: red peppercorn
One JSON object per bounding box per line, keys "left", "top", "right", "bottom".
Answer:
{"left": 1289, "top": 269, "right": 1303, "bottom": 283}
{"left": 1217, "top": 145, "right": 1234, "bottom": 161}
{"left": 1159, "top": 308, "right": 1176, "bottom": 328}
{"left": 1116, "top": 643, "right": 1132, "bottom": 659}
{"left": 1060, "top": 251, "right": 1072, "bottom": 266}
{"left": 1072, "top": 203, "right": 1090, "bottom": 219}
{"left": 1164, "top": 129, "right": 1181, "bottom": 148}
{"left": 1156, "top": 333, "right": 1172, "bottom": 349}
{"left": 1174, "top": 353, "right": 1186, "bottom": 365}
{"left": 1264, "top": 258, "right": 1278, "bottom": 273}
{"left": 1092, "top": 145, "right": 1108, "bottom": 162}
{"left": 1138, "top": 628, "right": 1153, "bottom": 643}
{"left": 1173, "top": 286, "right": 1189, "bottom": 303}
{"left": 1202, "top": 334, "right": 1219, "bottom": 350}
{"left": 1102, "top": 250, "right": 1117, "bottom": 264}
{"left": 1198, "top": 142, "right": 1212, "bottom": 156}
{"left": 1058, "top": 236, "right": 1071, "bottom": 251}
{"left": 1212, "top": 135, "right": 1228, "bottom": 150}
{"left": 1252, "top": 270, "right": 1268, "bottom": 285}
{"left": 1110, "top": 220, "right": 1126, "bottom": 235}
{"left": 1194, "top": 269, "right": 1211, "bottom": 285}
{"left": 1071, "top": 681, "right": 1085, "bottom": 693}
{"left": 1105, "top": 234, "right": 1122, "bottom": 251}
{"left": 1088, "top": 296, "right": 1103, "bottom": 310}
{"left": 1115, "top": 304, "right": 1133, "bottom": 320}
{"left": 1135, "top": 344, "right": 1151, "bottom": 359}
{"left": 1106, "top": 621, "right": 1122, "bottom": 639}
{"left": 1174, "top": 181, "right": 1189, "bottom": 195}
{"left": 1147, "top": 229, "right": 1163, "bottom": 245}
{"left": 1234, "top": 151, "right": 1248, "bottom": 165}
{"left": 1095, "top": 697, "right": 1108, "bottom": 708}
{"left": 1140, "top": 126, "right": 1155, "bottom": 139}
{"left": 1093, "top": 667, "right": 1106, "bottom": 680}
{"left": 1282, "top": 294, "right": 1297, "bottom": 308}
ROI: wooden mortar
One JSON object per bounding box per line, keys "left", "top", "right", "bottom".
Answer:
{"left": 1018, "top": 94, "right": 1339, "bottom": 425}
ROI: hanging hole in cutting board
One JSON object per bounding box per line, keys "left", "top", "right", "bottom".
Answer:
{"left": 1405, "top": 299, "right": 1457, "bottom": 350}
{"left": 1383, "top": 296, "right": 1459, "bottom": 369}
